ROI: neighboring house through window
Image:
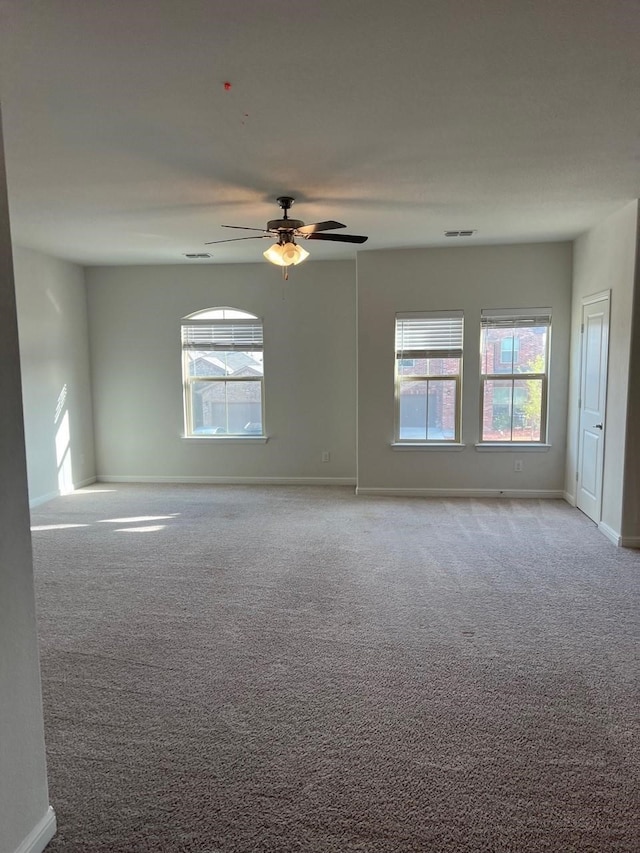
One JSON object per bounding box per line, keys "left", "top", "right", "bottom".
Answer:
{"left": 181, "top": 307, "right": 264, "bottom": 437}
{"left": 395, "top": 311, "right": 464, "bottom": 443}
{"left": 480, "top": 309, "right": 551, "bottom": 442}
{"left": 499, "top": 336, "right": 520, "bottom": 365}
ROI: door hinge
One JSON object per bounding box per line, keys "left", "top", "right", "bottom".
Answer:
{"left": 576, "top": 471, "right": 579, "bottom": 482}
{"left": 578, "top": 398, "right": 581, "bottom": 409}
{"left": 580, "top": 323, "right": 584, "bottom": 333}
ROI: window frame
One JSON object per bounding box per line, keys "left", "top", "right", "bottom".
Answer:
{"left": 479, "top": 309, "right": 551, "bottom": 445}
{"left": 181, "top": 308, "right": 265, "bottom": 439}
{"left": 394, "top": 311, "right": 464, "bottom": 444}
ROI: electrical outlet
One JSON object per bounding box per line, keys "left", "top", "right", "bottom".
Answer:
{"left": 321, "top": 451, "right": 330, "bottom": 463}
{"left": 514, "top": 459, "right": 523, "bottom": 472}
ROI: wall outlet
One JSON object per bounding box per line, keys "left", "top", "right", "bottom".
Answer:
{"left": 514, "top": 459, "right": 523, "bottom": 472}
{"left": 321, "top": 451, "right": 330, "bottom": 463}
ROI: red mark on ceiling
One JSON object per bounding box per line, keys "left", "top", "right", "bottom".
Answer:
{"left": 224, "top": 81, "right": 232, "bottom": 90}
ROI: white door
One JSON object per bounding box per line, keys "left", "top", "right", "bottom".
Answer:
{"left": 576, "top": 292, "right": 610, "bottom": 522}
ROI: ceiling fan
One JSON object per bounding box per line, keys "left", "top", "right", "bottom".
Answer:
{"left": 205, "top": 196, "right": 368, "bottom": 278}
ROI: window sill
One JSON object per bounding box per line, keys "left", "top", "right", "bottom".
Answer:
{"left": 391, "top": 442, "right": 466, "bottom": 451}
{"left": 475, "top": 443, "right": 551, "bottom": 451}
{"left": 181, "top": 435, "right": 269, "bottom": 444}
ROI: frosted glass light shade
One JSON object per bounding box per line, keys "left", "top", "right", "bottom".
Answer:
{"left": 263, "top": 242, "right": 309, "bottom": 266}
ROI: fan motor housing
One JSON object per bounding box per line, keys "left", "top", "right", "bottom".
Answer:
{"left": 267, "top": 218, "right": 304, "bottom": 231}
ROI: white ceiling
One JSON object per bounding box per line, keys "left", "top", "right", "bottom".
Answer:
{"left": 0, "top": 0, "right": 638, "bottom": 266}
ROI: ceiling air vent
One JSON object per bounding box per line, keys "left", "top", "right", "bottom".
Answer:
{"left": 184, "top": 253, "right": 212, "bottom": 259}
{"left": 445, "top": 230, "right": 476, "bottom": 237}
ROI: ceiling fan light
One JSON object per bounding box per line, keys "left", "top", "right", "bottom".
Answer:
{"left": 285, "top": 242, "right": 309, "bottom": 265}
{"left": 263, "top": 241, "right": 310, "bottom": 267}
{"left": 263, "top": 243, "right": 287, "bottom": 266}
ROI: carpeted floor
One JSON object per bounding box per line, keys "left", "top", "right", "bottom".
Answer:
{"left": 31, "top": 485, "right": 639, "bottom": 852}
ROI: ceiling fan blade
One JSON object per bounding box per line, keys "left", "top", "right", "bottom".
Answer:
{"left": 296, "top": 220, "right": 346, "bottom": 235}
{"left": 305, "top": 233, "right": 368, "bottom": 244}
{"left": 204, "top": 235, "right": 270, "bottom": 245}
{"left": 221, "top": 225, "right": 271, "bottom": 232}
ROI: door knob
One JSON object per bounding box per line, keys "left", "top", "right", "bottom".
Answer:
{"left": 592, "top": 423, "right": 603, "bottom": 430}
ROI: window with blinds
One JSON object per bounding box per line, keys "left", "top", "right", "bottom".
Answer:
{"left": 181, "top": 308, "right": 265, "bottom": 437}
{"left": 480, "top": 309, "right": 551, "bottom": 443}
{"left": 394, "top": 311, "right": 464, "bottom": 443}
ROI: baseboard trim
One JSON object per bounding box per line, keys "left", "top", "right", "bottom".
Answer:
{"left": 75, "top": 476, "right": 98, "bottom": 489}
{"left": 620, "top": 536, "right": 640, "bottom": 548}
{"left": 562, "top": 490, "right": 576, "bottom": 506}
{"left": 97, "top": 475, "right": 357, "bottom": 487}
{"left": 29, "top": 477, "right": 97, "bottom": 508}
{"left": 14, "top": 806, "right": 56, "bottom": 853}
{"left": 599, "top": 522, "right": 621, "bottom": 546}
{"left": 29, "top": 489, "right": 62, "bottom": 509}
{"left": 355, "top": 488, "right": 565, "bottom": 499}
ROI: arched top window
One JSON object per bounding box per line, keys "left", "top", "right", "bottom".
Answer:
{"left": 183, "top": 307, "right": 258, "bottom": 321}
{"left": 181, "top": 307, "right": 264, "bottom": 438}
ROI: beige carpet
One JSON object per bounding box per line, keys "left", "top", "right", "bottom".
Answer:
{"left": 30, "top": 485, "right": 639, "bottom": 852}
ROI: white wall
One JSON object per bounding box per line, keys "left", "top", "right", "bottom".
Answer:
{"left": 0, "top": 115, "right": 54, "bottom": 853}
{"left": 86, "top": 260, "right": 356, "bottom": 482}
{"left": 567, "top": 201, "right": 639, "bottom": 541}
{"left": 13, "top": 247, "right": 96, "bottom": 506}
{"left": 357, "top": 243, "right": 572, "bottom": 494}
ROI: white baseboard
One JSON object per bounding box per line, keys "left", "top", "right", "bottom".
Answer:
{"left": 598, "top": 521, "right": 621, "bottom": 546}
{"left": 14, "top": 806, "right": 56, "bottom": 853}
{"left": 29, "top": 477, "right": 97, "bottom": 508}
{"left": 29, "top": 489, "right": 62, "bottom": 509}
{"left": 97, "top": 475, "right": 357, "bottom": 486}
{"left": 562, "top": 490, "right": 576, "bottom": 506}
{"left": 75, "top": 476, "right": 98, "bottom": 489}
{"left": 355, "top": 487, "right": 565, "bottom": 499}
{"left": 599, "top": 524, "right": 640, "bottom": 548}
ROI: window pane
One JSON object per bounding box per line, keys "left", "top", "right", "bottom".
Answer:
{"left": 397, "top": 356, "right": 460, "bottom": 377}
{"left": 226, "top": 351, "right": 264, "bottom": 377}
{"left": 398, "top": 380, "right": 457, "bottom": 441}
{"left": 189, "top": 380, "right": 262, "bottom": 435}
{"left": 517, "top": 327, "right": 547, "bottom": 374}
{"left": 225, "top": 380, "right": 263, "bottom": 434}
{"left": 482, "top": 379, "right": 514, "bottom": 441}
{"left": 426, "top": 357, "right": 460, "bottom": 376}
{"left": 191, "top": 380, "right": 226, "bottom": 434}
{"left": 187, "top": 351, "right": 226, "bottom": 377}
{"left": 513, "top": 378, "right": 543, "bottom": 442}
{"left": 482, "top": 378, "right": 544, "bottom": 441}
{"left": 426, "top": 380, "right": 457, "bottom": 440}
{"left": 398, "top": 380, "right": 428, "bottom": 440}
{"left": 186, "top": 308, "right": 258, "bottom": 320}
{"left": 482, "top": 326, "right": 547, "bottom": 375}
{"left": 499, "top": 335, "right": 519, "bottom": 369}
{"left": 187, "top": 350, "right": 263, "bottom": 378}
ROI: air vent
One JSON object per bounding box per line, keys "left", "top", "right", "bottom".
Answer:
{"left": 445, "top": 230, "right": 476, "bottom": 238}
{"left": 184, "top": 253, "right": 212, "bottom": 259}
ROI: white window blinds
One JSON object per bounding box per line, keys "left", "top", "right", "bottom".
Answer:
{"left": 181, "top": 319, "right": 263, "bottom": 351}
{"left": 395, "top": 311, "right": 464, "bottom": 358}
{"left": 481, "top": 309, "right": 551, "bottom": 330}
